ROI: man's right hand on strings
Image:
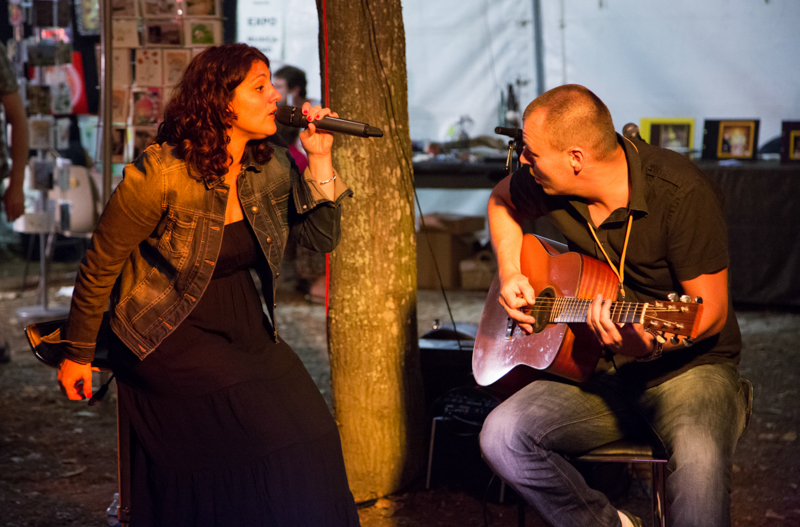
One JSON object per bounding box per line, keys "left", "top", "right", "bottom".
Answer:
{"left": 498, "top": 272, "right": 537, "bottom": 333}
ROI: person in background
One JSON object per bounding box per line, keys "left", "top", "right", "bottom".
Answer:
{"left": 273, "top": 64, "right": 327, "bottom": 302}
{"left": 0, "top": 41, "right": 28, "bottom": 364}
{"left": 1, "top": 41, "right": 27, "bottom": 224}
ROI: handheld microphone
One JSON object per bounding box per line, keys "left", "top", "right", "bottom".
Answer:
{"left": 275, "top": 106, "right": 384, "bottom": 138}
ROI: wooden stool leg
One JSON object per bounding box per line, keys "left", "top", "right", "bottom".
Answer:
{"left": 651, "top": 462, "right": 667, "bottom": 527}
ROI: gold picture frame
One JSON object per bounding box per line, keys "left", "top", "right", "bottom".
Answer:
{"left": 790, "top": 130, "right": 800, "bottom": 161}
{"left": 716, "top": 120, "right": 757, "bottom": 159}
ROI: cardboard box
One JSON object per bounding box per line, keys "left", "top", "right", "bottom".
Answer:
{"left": 417, "top": 230, "right": 476, "bottom": 290}
{"left": 417, "top": 213, "right": 487, "bottom": 290}
{"left": 459, "top": 250, "right": 497, "bottom": 290}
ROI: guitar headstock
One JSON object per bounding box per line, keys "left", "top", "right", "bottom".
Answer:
{"left": 643, "top": 294, "right": 704, "bottom": 345}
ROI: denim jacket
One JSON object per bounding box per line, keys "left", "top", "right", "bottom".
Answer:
{"left": 44, "top": 140, "right": 351, "bottom": 364}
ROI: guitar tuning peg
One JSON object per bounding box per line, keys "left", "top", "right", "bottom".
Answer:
{"left": 694, "top": 296, "right": 703, "bottom": 304}
{"left": 667, "top": 293, "right": 678, "bottom": 302}
{"left": 682, "top": 338, "right": 695, "bottom": 347}
{"left": 655, "top": 333, "right": 667, "bottom": 344}
{"left": 670, "top": 336, "right": 681, "bottom": 345}
{"left": 680, "top": 295, "right": 691, "bottom": 303}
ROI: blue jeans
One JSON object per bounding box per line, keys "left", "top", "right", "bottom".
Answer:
{"left": 479, "top": 363, "right": 747, "bottom": 527}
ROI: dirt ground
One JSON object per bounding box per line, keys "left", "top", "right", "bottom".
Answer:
{"left": 1, "top": 249, "right": 798, "bottom": 527}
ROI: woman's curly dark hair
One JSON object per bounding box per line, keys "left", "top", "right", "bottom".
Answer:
{"left": 156, "top": 44, "right": 274, "bottom": 183}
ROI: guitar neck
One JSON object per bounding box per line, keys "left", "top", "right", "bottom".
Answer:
{"left": 548, "top": 298, "right": 646, "bottom": 325}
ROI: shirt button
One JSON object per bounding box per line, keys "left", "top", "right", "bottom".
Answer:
{"left": 266, "top": 236, "right": 271, "bottom": 243}
{"left": 302, "top": 205, "right": 307, "bottom": 210}
{"left": 251, "top": 206, "right": 258, "bottom": 213}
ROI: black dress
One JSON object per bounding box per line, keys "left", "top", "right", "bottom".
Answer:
{"left": 109, "top": 220, "right": 360, "bottom": 527}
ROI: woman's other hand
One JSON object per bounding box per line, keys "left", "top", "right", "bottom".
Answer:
{"left": 299, "top": 102, "right": 335, "bottom": 158}
{"left": 58, "top": 359, "right": 93, "bottom": 400}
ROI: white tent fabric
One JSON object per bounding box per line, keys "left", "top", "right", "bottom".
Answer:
{"left": 243, "top": 0, "right": 799, "bottom": 147}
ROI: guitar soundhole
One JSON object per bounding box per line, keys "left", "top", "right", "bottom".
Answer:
{"left": 531, "top": 287, "right": 555, "bottom": 334}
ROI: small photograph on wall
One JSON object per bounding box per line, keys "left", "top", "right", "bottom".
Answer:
{"left": 111, "top": 126, "right": 131, "bottom": 163}
{"left": 112, "top": 0, "right": 138, "bottom": 17}
{"left": 112, "top": 19, "right": 141, "bottom": 48}
{"left": 184, "top": 19, "right": 222, "bottom": 46}
{"left": 184, "top": 0, "right": 218, "bottom": 17}
{"left": 163, "top": 48, "right": 192, "bottom": 85}
{"left": 29, "top": 116, "right": 55, "bottom": 150}
{"left": 701, "top": 119, "right": 760, "bottom": 160}
{"left": 140, "top": 0, "right": 179, "bottom": 17}
{"left": 132, "top": 87, "right": 163, "bottom": 125}
{"left": 55, "top": 117, "right": 72, "bottom": 150}
{"left": 134, "top": 48, "right": 163, "bottom": 86}
{"left": 26, "top": 85, "right": 52, "bottom": 116}
{"left": 640, "top": 118, "right": 694, "bottom": 154}
{"left": 781, "top": 121, "right": 800, "bottom": 163}
{"left": 112, "top": 88, "right": 131, "bottom": 124}
{"left": 112, "top": 49, "right": 133, "bottom": 87}
{"left": 144, "top": 19, "right": 182, "bottom": 47}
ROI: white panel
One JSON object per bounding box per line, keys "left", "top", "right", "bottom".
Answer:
{"left": 404, "top": 0, "right": 537, "bottom": 140}
{"left": 539, "top": 0, "right": 800, "bottom": 148}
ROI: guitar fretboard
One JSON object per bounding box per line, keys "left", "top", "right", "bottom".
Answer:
{"left": 547, "top": 299, "right": 647, "bottom": 324}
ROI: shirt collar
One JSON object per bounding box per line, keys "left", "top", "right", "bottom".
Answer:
{"left": 202, "top": 143, "right": 263, "bottom": 190}
{"left": 567, "top": 133, "right": 649, "bottom": 226}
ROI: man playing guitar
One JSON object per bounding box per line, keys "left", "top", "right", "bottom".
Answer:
{"left": 479, "top": 84, "right": 747, "bottom": 527}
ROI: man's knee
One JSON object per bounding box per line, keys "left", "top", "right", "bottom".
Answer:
{"left": 480, "top": 404, "right": 536, "bottom": 467}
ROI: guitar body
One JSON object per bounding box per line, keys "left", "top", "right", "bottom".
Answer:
{"left": 473, "top": 235, "right": 620, "bottom": 387}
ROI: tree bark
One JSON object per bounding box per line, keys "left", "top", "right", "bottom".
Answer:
{"left": 316, "top": 0, "right": 425, "bottom": 501}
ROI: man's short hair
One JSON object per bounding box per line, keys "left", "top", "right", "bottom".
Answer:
{"left": 523, "top": 84, "right": 617, "bottom": 161}
{"left": 274, "top": 65, "right": 307, "bottom": 99}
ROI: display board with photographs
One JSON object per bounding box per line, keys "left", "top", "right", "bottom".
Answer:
{"left": 97, "top": 0, "right": 223, "bottom": 165}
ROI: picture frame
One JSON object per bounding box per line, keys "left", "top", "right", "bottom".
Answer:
{"left": 29, "top": 116, "right": 55, "bottom": 150}
{"left": 112, "top": 48, "right": 133, "bottom": 87}
{"left": 134, "top": 48, "right": 163, "bottom": 86}
{"left": 701, "top": 119, "right": 760, "bottom": 160}
{"left": 26, "top": 85, "right": 52, "bottom": 116}
{"left": 112, "top": 0, "right": 138, "bottom": 17}
{"left": 781, "top": 121, "right": 800, "bottom": 163}
{"left": 131, "top": 87, "right": 163, "bottom": 125}
{"left": 112, "top": 88, "right": 131, "bottom": 124}
{"left": 639, "top": 118, "right": 694, "bottom": 154}
{"left": 184, "top": 0, "right": 219, "bottom": 17}
{"left": 111, "top": 126, "right": 132, "bottom": 164}
{"left": 140, "top": 0, "right": 179, "bottom": 17}
{"left": 113, "top": 19, "right": 141, "bottom": 48}
{"left": 143, "top": 19, "right": 183, "bottom": 47}
{"left": 75, "top": 0, "right": 100, "bottom": 36}
{"left": 184, "top": 19, "right": 222, "bottom": 47}
{"left": 162, "top": 48, "right": 192, "bottom": 86}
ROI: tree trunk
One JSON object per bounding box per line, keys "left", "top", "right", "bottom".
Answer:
{"left": 317, "top": 0, "right": 425, "bottom": 501}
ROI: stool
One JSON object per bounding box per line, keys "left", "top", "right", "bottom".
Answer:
{"left": 24, "top": 317, "right": 131, "bottom": 526}
{"left": 509, "top": 378, "right": 753, "bottom": 527}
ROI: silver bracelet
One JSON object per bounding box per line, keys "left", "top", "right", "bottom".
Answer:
{"left": 319, "top": 174, "right": 336, "bottom": 185}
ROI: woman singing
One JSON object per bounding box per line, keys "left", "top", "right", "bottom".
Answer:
{"left": 48, "top": 44, "right": 359, "bottom": 526}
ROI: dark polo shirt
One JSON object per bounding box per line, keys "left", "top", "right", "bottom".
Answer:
{"left": 509, "top": 134, "right": 741, "bottom": 388}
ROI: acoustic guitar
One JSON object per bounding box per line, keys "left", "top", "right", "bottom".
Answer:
{"left": 472, "top": 235, "right": 703, "bottom": 387}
